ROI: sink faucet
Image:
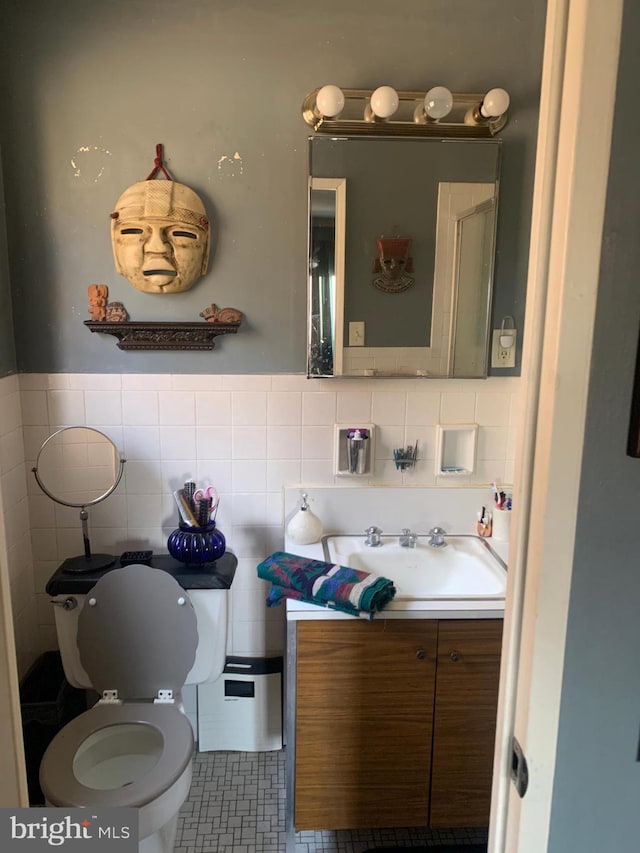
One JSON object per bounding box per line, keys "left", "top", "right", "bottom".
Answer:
{"left": 399, "top": 528, "right": 418, "bottom": 548}
{"left": 364, "top": 526, "right": 382, "bottom": 547}
{"left": 427, "top": 526, "right": 447, "bottom": 548}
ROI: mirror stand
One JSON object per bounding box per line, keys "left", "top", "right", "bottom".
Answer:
{"left": 58, "top": 507, "right": 116, "bottom": 574}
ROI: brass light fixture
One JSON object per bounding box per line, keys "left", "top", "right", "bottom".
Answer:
{"left": 302, "top": 85, "right": 510, "bottom": 137}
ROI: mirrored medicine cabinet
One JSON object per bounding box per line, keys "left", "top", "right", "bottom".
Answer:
{"left": 307, "top": 136, "right": 501, "bottom": 378}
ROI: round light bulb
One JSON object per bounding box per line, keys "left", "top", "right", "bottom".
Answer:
{"left": 369, "top": 86, "right": 399, "bottom": 119}
{"left": 315, "top": 84, "right": 345, "bottom": 118}
{"left": 424, "top": 86, "right": 453, "bottom": 119}
{"left": 480, "top": 87, "right": 510, "bottom": 118}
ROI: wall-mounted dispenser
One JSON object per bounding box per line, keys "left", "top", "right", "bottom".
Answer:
{"left": 286, "top": 492, "right": 323, "bottom": 545}
{"left": 335, "top": 425, "right": 375, "bottom": 476}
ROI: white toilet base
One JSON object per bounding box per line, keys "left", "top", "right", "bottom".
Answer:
{"left": 139, "top": 814, "right": 178, "bottom": 853}
{"left": 138, "top": 761, "right": 193, "bottom": 853}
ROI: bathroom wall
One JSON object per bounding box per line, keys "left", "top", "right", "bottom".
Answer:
{"left": 19, "top": 372, "right": 519, "bottom": 672}
{"left": 0, "top": 0, "right": 545, "bottom": 376}
{"left": 0, "top": 1, "right": 541, "bottom": 680}
{"left": 0, "top": 149, "right": 16, "bottom": 378}
{"left": 0, "top": 375, "right": 37, "bottom": 677}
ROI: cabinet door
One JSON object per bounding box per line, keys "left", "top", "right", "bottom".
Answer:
{"left": 294, "top": 619, "right": 438, "bottom": 830}
{"left": 430, "top": 619, "right": 503, "bottom": 828}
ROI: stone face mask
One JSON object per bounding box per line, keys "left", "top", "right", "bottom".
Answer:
{"left": 110, "top": 180, "right": 210, "bottom": 294}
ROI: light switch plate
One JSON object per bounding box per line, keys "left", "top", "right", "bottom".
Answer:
{"left": 491, "top": 329, "right": 517, "bottom": 368}
{"left": 349, "top": 321, "right": 365, "bottom": 346}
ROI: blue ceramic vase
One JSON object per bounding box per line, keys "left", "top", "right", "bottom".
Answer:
{"left": 167, "top": 521, "right": 226, "bottom": 565}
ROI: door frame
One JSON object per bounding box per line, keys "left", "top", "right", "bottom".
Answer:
{"left": 489, "top": 0, "right": 624, "bottom": 850}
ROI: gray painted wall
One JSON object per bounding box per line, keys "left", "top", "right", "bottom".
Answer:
{"left": 548, "top": 1, "right": 640, "bottom": 848}
{"left": 0, "top": 149, "right": 16, "bottom": 378}
{"left": 0, "top": 0, "right": 544, "bottom": 374}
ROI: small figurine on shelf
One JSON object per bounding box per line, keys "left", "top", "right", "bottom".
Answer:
{"left": 87, "top": 284, "right": 109, "bottom": 321}
{"left": 105, "top": 301, "right": 129, "bottom": 322}
{"left": 199, "top": 304, "right": 243, "bottom": 324}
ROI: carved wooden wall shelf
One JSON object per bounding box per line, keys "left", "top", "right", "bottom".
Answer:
{"left": 84, "top": 320, "right": 241, "bottom": 351}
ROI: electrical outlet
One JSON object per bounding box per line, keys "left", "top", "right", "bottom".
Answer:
{"left": 491, "top": 329, "right": 517, "bottom": 368}
{"left": 349, "top": 321, "right": 365, "bottom": 347}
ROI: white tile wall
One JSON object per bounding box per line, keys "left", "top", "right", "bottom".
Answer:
{"left": 0, "top": 375, "right": 39, "bottom": 677}
{"left": 0, "top": 373, "right": 520, "bottom": 674}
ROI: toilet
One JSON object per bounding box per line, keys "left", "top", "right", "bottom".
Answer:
{"left": 40, "top": 563, "right": 228, "bottom": 853}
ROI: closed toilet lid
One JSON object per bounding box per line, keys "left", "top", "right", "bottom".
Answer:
{"left": 77, "top": 564, "right": 198, "bottom": 700}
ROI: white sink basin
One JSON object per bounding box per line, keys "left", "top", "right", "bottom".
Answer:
{"left": 322, "top": 534, "right": 506, "bottom": 600}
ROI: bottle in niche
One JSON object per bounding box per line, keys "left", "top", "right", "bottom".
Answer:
{"left": 347, "top": 428, "right": 369, "bottom": 474}
{"left": 286, "top": 493, "right": 323, "bottom": 546}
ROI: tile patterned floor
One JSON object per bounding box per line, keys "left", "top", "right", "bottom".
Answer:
{"left": 174, "top": 750, "right": 489, "bottom": 853}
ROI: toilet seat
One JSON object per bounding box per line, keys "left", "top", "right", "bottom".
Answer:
{"left": 77, "top": 564, "right": 198, "bottom": 701}
{"left": 40, "top": 701, "right": 193, "bottom": 808}
{"left": 40, "top": 565, "right": 199, "bottom": 811}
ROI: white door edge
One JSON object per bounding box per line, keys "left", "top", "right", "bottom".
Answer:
{"left": 489, "top": 1, "right": 624, "bottom": 851}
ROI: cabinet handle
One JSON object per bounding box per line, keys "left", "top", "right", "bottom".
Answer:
{"left": 450, "top": 650, "right": 462, "bottom": 662}
{"left": 416, "top": 649, "right": 426, "bottom": 660}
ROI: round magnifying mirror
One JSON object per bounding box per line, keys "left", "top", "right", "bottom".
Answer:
{"left": 33, "top": 427, "right": 126, "bottom": 573}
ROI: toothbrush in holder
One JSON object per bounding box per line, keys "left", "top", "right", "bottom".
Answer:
{"left": 477, "top": 507, "right": 492, "bottom": 537}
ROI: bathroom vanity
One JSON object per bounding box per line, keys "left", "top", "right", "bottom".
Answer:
{"left": 283, "top": 518, "right": 507, "bottom": 845}
{"left": 288, "top": 613, "right": 502, "bottom": 832}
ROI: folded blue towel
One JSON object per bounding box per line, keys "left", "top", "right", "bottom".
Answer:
{"left": 256, "top": 551, "right": 396, "bottom": 619}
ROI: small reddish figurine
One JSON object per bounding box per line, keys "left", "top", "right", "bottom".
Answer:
{"left": 87, "top": 284, "right": 109, "bottom": 321}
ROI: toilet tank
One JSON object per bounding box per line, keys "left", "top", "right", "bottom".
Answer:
{"left": 185, "top": 589, "right": 228, "bottom": 685}
{"left": 51, "top": 587, "right": 229, "bottom": 691}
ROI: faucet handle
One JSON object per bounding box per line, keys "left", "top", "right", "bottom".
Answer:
{"left": 427, "top": 526, "right": 447, "bottom": 548}
{"left": 364, "top": 526, "right": 382, "bottom": 546}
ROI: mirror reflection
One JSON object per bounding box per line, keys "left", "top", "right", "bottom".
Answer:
{"left": 34, "top": 427, "right": 123, "bottom": 507}
{"left": 33, "top": 427, "right": 126, "bottom": 573}
{"left": 308, "top": 136, "right": 501, "bottom": 378}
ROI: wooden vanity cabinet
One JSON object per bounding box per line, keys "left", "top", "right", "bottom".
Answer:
{"left": 292, "top": 617, "right": 502, "bottom": 832}
{"left": 430, "top": 619, "right": 503, "bottom": 827}
{"left": 294, "top": 619, "right": 438, "bottom": 830}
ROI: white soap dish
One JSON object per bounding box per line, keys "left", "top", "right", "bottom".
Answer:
{"left": 435, "top": 424, "right": 478, "bottom": 477}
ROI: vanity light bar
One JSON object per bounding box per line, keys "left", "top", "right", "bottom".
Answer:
{"left": 302, "top": 86, "right": 510, "bottom": 138}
